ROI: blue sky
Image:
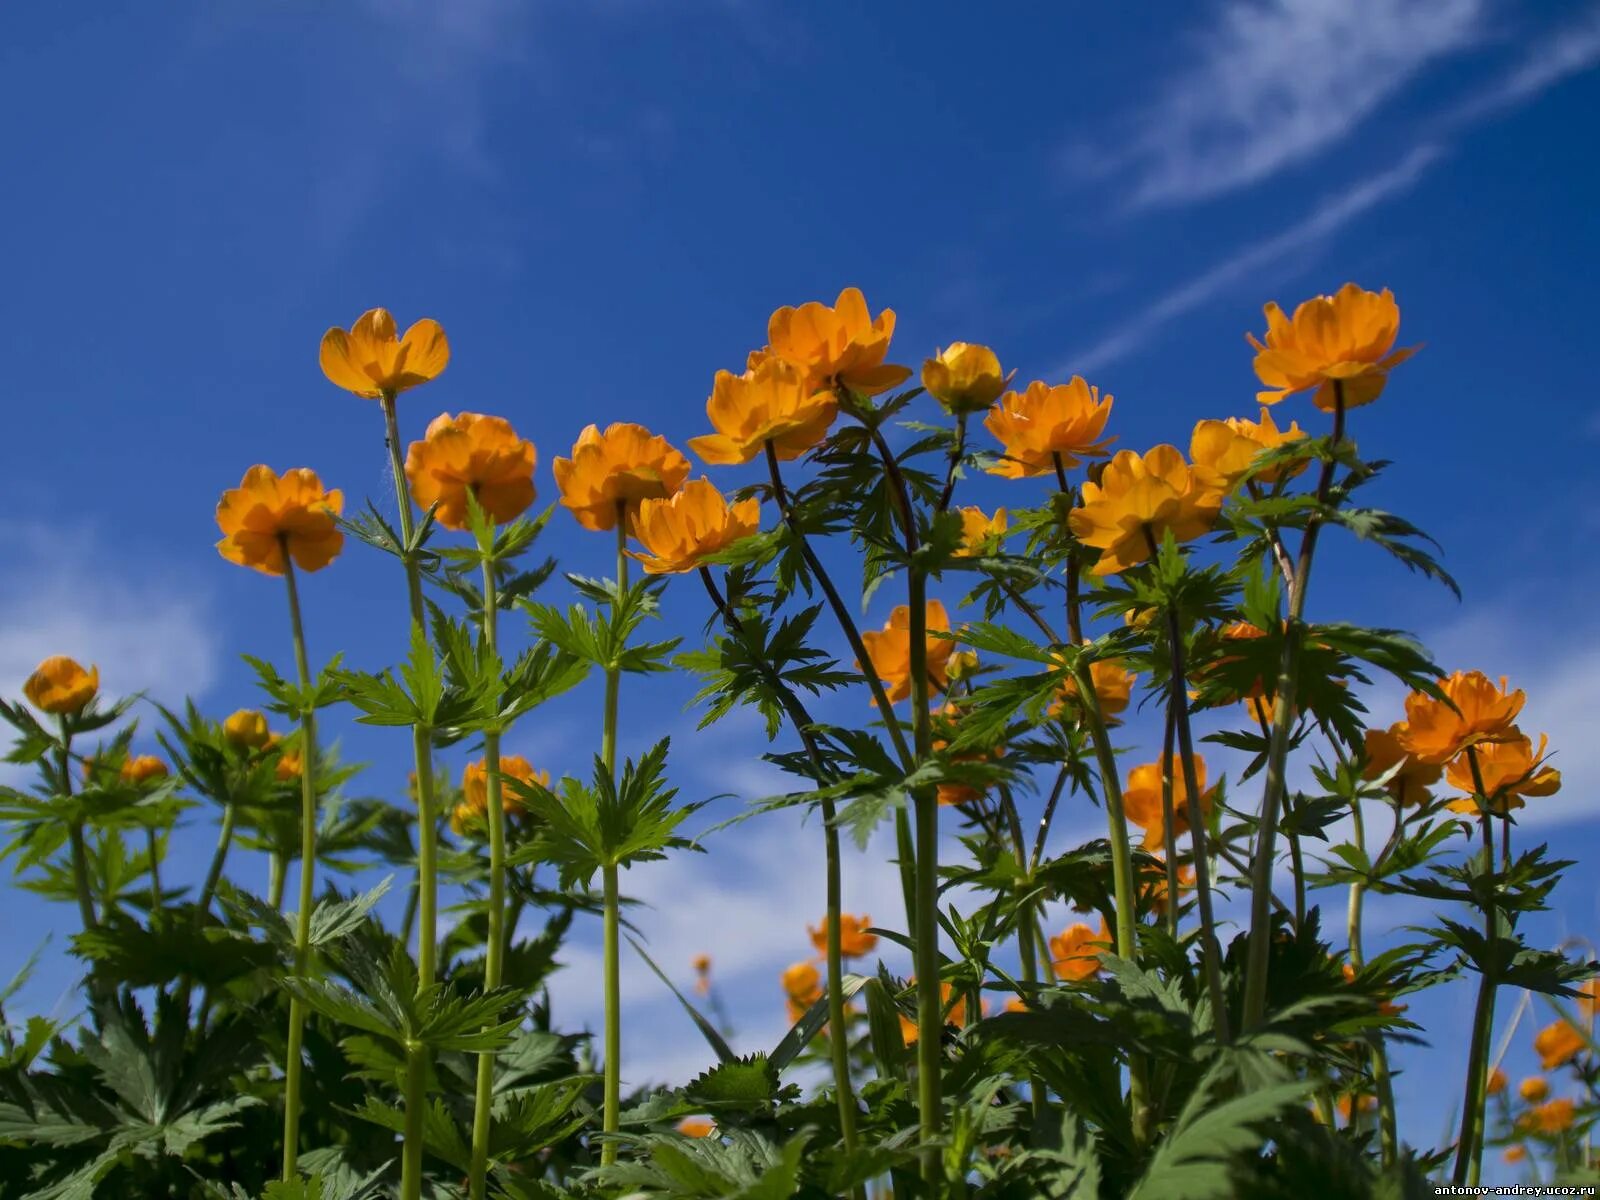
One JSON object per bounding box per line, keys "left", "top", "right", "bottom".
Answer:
{"left": 3, "top": 0, "right": 1599, "bottom": 1179}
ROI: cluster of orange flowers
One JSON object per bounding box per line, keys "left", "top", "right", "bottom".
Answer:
{"left": 1361, "top": 671, "right": 1560, "bottom": 815}
{"left": 776, "top": 913, "right": 880, "bottom": 1023}
{"left": 449, "top": 756, "right": 550, "bottom": 837}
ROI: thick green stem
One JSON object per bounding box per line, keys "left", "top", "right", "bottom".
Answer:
{"left": 281, "top": 552, "right": 321, "bottom": 1182}
{"left": 1453, "top": 750, "right": 1499, "bottom": 1186}
{"left": 268, "top": 853, "right": 287, "bottom": 910}
{"left": 1243, "top": 386, "right": 1347, "bottom": 1029}
{"left": 195, "top": 801, "right": 237, "bottom": 920}
{"left": 1346, "top": 800, "right": 1398, "bottom": 1167}
{"left": 1052, "top": 456, "right": 1084, "bottom": 644}
{"left": 470, "top": 553, "right": 507, "bottom": 1199}
{"left": 382, "top": 392, "right": 439, "bottom": 1200}
{"left": 599, "top": 515, "right": 627, "bottom": 1166}
{"left": 1159, "top": 706, "right": 1180, "bottom": 939}
{"left": 146, "top": 828, "right": 163, "bottom": 913}
{"left": 56, "top": 726, "right": 98, "bottom": 931}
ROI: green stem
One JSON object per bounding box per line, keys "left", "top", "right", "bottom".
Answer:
{"left": 470, "top": 551, "right": 507, "bottom": 1199}
{"left": 56, "top": 724, "right": 98, "bottom": 931}
{"left": 281, "top": 551, "right": 321, "bottom": 1182}
{"left": 1346, "top": 799, "right": 1398, "bottom": 1168}
{"left": 937, "top": 414, "right": 967, "bottom": 512}
{"left": 268, "top": 852, "right": 287, "bottom": 910}
{"left": 1453, "top": 749, "right": 1498, "bottom": 1185}
{"left": 1052, "top": 456, "right": 1084, "bottom": 644}
{"left": 600, "top": 514, "right": 627, "bottom": 1166}
{"left": 1006, "top": 796, "right": 1048, "bottom": 1127}
{"left": 1243, "top": 385, "right": 1347, "bottom": 1030}
{"left": 1159, "top": 705, "right": 1180, "bottom": 939}
{"left": 146, "top": 828, "right": 163, "bottom": 913}
{"left": 196, "top": 801, "right": 237, "bottom": 920}
{"left": 382, "top": 392, "right": 439, "bottom": 1200}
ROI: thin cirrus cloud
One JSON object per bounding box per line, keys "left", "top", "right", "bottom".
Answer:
{"left": 1075, "top": 0, "right": 1485, "bottom": 210}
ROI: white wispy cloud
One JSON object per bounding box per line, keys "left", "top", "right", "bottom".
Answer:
{"left": 1077, "top": 0, "right": 1484, "bottom": 209}
{"left": 1061, "top": 144, "right": 1441, "bottom": 377}
{"left": 1440, "top": 4, "right": 1600, "bottom": 126}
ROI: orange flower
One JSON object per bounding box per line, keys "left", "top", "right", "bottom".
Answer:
{"left": 1145, "top": 860, "right": 1196, "bottom": 919}
{"left": 460, "top": 756, "right": 548, "bottom": 821}
{"left": 899, "top": 980, "right": 970, "bottom": 1045}
{"left": 275, "top": 749, "right": 302, "bottom": 782}
{"left": 552, "top": 423, "right": 690, "bottom": 533}
{"left": 692, "top": 953, "right": 712, "bottom": 996}
{"left": 1361, "top": 724, "right": 1443, "bottom": 807}
{"left": 955, "top": 506, "right": 1008, "bottom": 556}
{"left": 1522, "top": 1097, "right": 1576, "bottom": 1135}
{"left": 119, "top": 756, "right": 168, "bottom": 785}
{"left": 676, "top": 1117, "right": 715, "bottom": 1138}
{"left": 932, "top": 701, "right": 1004, "bottom": 807}
{"left": 1578, "top": 977, "right": 1600, "bottom": 1020}
{"left": 765, "top": 286, "right": 911, "bottom": 396}
{"left": 1335, "top": 1093, "right": 1378, "bottom": 1125}
{"left": 808, "top": 913, "right": 878, "bottom": 959}
{"left": 319, "top": 308, "right": 449, "bottom": 399}
{"left": 1535, "top": 1020, "right": 1585, "bottom": 1070}
{"left": 626, "top": 479, "right": 760, "bottom": 575}
{"left": 215, "top": 466, "right": 344, "bottom": 576}
{"left": 1519, "top": 1076, "right": 1550, "bottom": 1103}
{"left": 1247, "top": 284, "right": 1417, "bottom": 411}
{"left": 1056, "top": 656, "right": 1138, "bottom": 723}
{"left": 1340, "top": 960, "right": 1407, "bottom": 1016}
{"left": 922, "top": 343, "right": 1008, "bottom": 415}
{"left": 404, "top": 412, "right": 536, "bottom": 531}
{"left": 1049, "top": 918, "right": 1111, "bottom": 982}
{"left": 1123, "top": 755, "right": 1216, "bottom": 851}
{"left": 859, "top": 600, "right": 955, "bottom": 705}
{"left": 689, "top": 357, "right": 838, "bottom": 465}
{"left": 1003, "top": 996, "right": 1028, "bottom": 1014}
{"left": 23, "top": 657, "right": 100, "bottom": 715}
{"left": 223, "top": 709, "right": 271, "bottom": 750}
{"left": 984, "top": 378, "right": 1115, "bottom": 478}
{"left": 782, "top": 960, "right": 822, "bottom": 1003}
{"left": 1503, "top": 1145, "right": 1526, "bottom": 1164}
{"left": 1444, "top": 731, "right": 1561, "bottom": 815}
{"left": 1398, "top": 672, "right": 1525, "bottom": 765}
{"left": 1068, "top": 446, "right": 1220, "bottom": 575}
{"left": 1487, "top": 1067, "right": 1507, "bottom": 1095}
{"left": 1189, "top": 408, "right": 1307, "bottom": 494}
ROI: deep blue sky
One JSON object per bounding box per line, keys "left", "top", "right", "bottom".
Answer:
{"left": 3, "top": 0, "right": 1598, "bottom": 1180}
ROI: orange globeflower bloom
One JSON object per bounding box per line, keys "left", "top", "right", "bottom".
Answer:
{"left": 1444, "top": 730, "right": 1561, "bottom": 815}
{"left": 319, "top": 307, "right": 449, "bottom": 399}
{"left": 1003, "top": 996, "right": 1028, "bottom": 1014}
{"left": 627, "top": 480, "right": 760, "bottom": 575}
{"left": 984, "top": 378, "right": 1115, "bottom": 478}
{"left": 404, "top": 412, "right": 536, "bottom": 531}
{"left": 1247, "top": 283, "right": 1417, "bottom": 411}
{"left": 1068, "top": 446, "right": 1220, "bottom": 576}
{"left": 932, "top": 700, "right": 1004, "bottom": 807}
{"left": 1535, "top": 1020, "right": 1585, "bottom": 1070}
{"left": 1398, "top": 672, "right": 1525, "bottom": 765}
{"left": 552, "top": 423, "right": 691, "bottom": 532}
{"left": 1522, "top": 1097, "right": 1576, "bottom": 1135}
{"left": 809, "top": 913, "right": 879, "bottom": 959}
{"left": 275, "top": 750, "right": 303, "bottom": 782}
{"left": 922, "top": 342, "right": 1008, "bottom": 415}
{"left": 1122, "top": 755, "right": 1216, "bottom": 851}
{"left": 783, "top": 960, "right": 823, "bottom": 1022}
{"left": 1335, "top": 1093, "right": 1378, "bottom": 1125}
{"left": 859, "top": 600, "right": 956, "bottom": 705}
{"left": 119, "top": 756, "right": 168, "bottom": 785}
{"left": 692, "top": 953, "right": 712, "bottom": 996}
{"left": 955, "top": 506, "right": 1008, "bottom": 556}
{"left": 1486, "top": 1067, "right": 1507, "bottom": 1096}
{"left": 1519, "top": 1076, "right": 1550, "bottom": 1103}
{"left": 766, "top": 286, "right": 911, "bottom": 397}
{"left": 461, "top": 756, "right": 549, "bottom": 820}
{"left": 1578, "top": 977, "right": 1600, "bottom": 1020}
{"left": 1361, "top": 724, "right": 1443, "bottom": 807}
{"left": 23, "top": 656, "right": 100, "bottom": 715}
{"left": 689, "top": 357, "right": 838, "bottom": 465}
{"left": 1503, "top": 1145, "right": 1526, "bottom": 1164}
{"left": 223, "top": 709, "right": 271, "bottom": 750}
{"left": 1145, "top": 860, "right": 1196, "bottom": 919}
{"left": 676, "top": 1117, "right": 715, "bottom": 1138}
{"left": 899, "top": 980, "right": 970, "bottom": 1045}
{"left": 1050, "top": 918, "right": 1111, "bottom": 982}
{"left": 1189, "top": 408, "right": 1307, "bottom": 494}
{"left": 215, "top": 466, "right": 344, "bottom": 576}
{"left": 1056, "top": 656, "right": 1137, "bottom": 723}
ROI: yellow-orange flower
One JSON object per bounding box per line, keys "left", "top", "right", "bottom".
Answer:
{"left": 922, "top": 343, "right": 1007, "bottom": 415}
{"left": 692, "top": 953, "right": 712, "bottom": 996}
{"left": 1578, "top": 977, "right": 1600, "bottom": 1020}
{"left": 676, "top": 1117, "right": 715, "bottom": 1138}
{"left": 275, "top": 749, "right": 302, "bottom": 782}
{"left": 689, "top": 358, "right": 838, "bottom": 465}
{"left": 955, "top": 506, "right": 1008, "bottom": 556}
{"left": 626, "top": 479, "right": 760, "bottom": 575}
{"left": 859, "top": 600, "right": 955, "bottom": 705}
{"left": 1003, "top": 996, "right": 1027, "bottom": 1014}
{"left": 984, "top": 378, "right": 1115, "bottom": 478}
{"left": 215, "top": 466, "right": 344, "bottom": 576}
{"left": 1361, "top": 724, "right": 1443, "bottom": 807}
{"left": 1049, "top": 918, "right": 1111, "bottom": 982}
{"left": 120, "top": 756, "right": 168, "bottom": 785}
{"left": 782, "top": 960, "right": 823, "bottom": 1022}
{"left": 1335, "top": 1093, "right": 1378, "bottom": 1125}
{"left": 899, "top": 980, "right": 971, "bottom": 1045}
{"left": 1503, "top": 1145, "right": 1526, "bottom": 1164}
{"left": 460, "top": 756, "right": 549, "bottom": 820}
{"left": 809, "top": 913, "right": 878, "bottom": 959}
{"left": 1399, "top": 672, "right": 1525, "bottom": 765}
{"left": 1519, "top": 1076, "right": 1550, "bottom": 1103}
{"left": 23, "top": 657, "right": 99, "bottom": 715}
{"left": 1247, "top": 284, "right": 1417, "bottom": 411}
{"left": 319, "top": 308, "right": 449, "bottom": 399}
{"left": 1189, "top": 408, "right": 1307, "bottom": 494}
{"left": 1522, "top": 1097, "right": 1576, "bottom": 1135}
{"left": 552, "top": 423, "right": 691, "bottom": 532}
{"left": 1487, "top": 1067, "right": 1507, "bottom": 1096}
{"left": 1445, "top": 731, "right": 1561, "bottom": 815}
{"left": 1123, "top": 755, "right": 1216, "bottom": 850}
{"left": 1535, "top": 1020, "right": 1585, "bottom": 1070}
{"left": 1068, "top": 446, "right": 1220, "bottom": 575}
{"left": 1056, "top": 656, "right": 1137, "bottom": 723}
{"left": 932, "top": 700, "right": 1004, "bottom": 807}
{"left": 224, "top": 709, "right": 271, "bottom": 750}
{"left": 766, "top": 286, "right": 911, "bottom": 397}
{"left": 1145, "top": 860, "right": 1196, "bottom": 919}
{"left": 404, "top": 412, "right": 536, "bottom": 530}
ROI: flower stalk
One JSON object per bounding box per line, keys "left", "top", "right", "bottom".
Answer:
{"left": 1345, "top": 796, "right": 1399, "bottom": 1168}
{"left": 1453, "top": 747, "right": 1500, "bottom": 1186}
{"left": 600, "top": 512, "right": 627, "bottom": 1167}
{"left": 56, "top": 722, "right": 98, "bottom": 932}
